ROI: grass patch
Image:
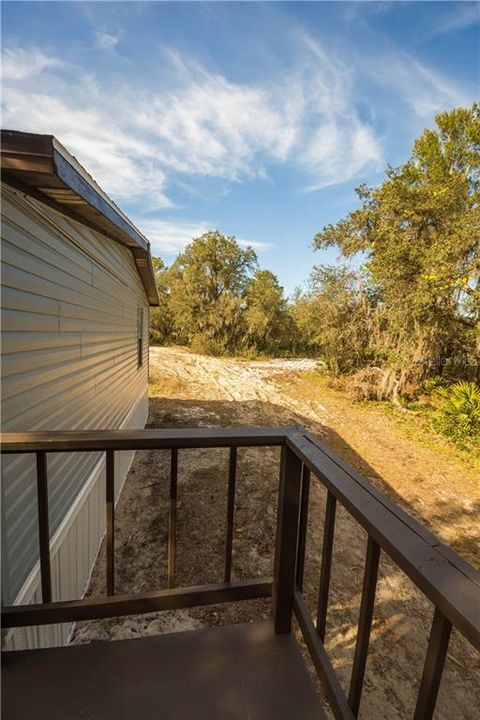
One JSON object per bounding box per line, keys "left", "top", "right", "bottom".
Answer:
{"left": 300, "top": 370, "right": 480, "bottom": 468}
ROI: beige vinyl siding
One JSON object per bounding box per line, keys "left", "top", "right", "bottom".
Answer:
{"left": 3, "top": 393, "right": 148, "bottom": 650}
{"left": 1, "top": 183, "right": 149, "bottom": 604}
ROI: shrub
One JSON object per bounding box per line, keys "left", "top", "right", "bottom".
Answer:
{"left": 434, "top": 381, "right": 480, "bottom": 445}
{"left": 190, "top": 335, "right": 225, "bottom": 357}
{"left": 150, "top": 330, "right": 165, "bottom": 345}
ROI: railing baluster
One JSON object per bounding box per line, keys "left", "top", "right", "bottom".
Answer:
{"left": 168, "top": 448, "right": 178, "bottom": 588}
{"left": 224, "top": 447, "right": 237, "bottom": 583}
{"left": 413, "top": 608, "right": 452, "bottom": 720}
{"left": 294, "top": 590, "right": 356, "bottom": 720}
{"left": 348, "top": 535, "right": 380, "bottom": 716}
{"left": 316, "top": 490, "right": 337, "bottom": 641}
{"left": 296, "top": 464, "right": 310, "bottom": 591}
{"left": 106, "top": 449, "right": 115, "bottom": 595}
{"left": 273, "top": 445, "right": 302, "bottom": 633}
{"left": 36, "top": 452, "right": 52, "bottom": 603}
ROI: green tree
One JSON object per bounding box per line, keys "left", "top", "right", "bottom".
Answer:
{"left": 243, "top": 270, "right": 291, "bottom": 352}
{"left": 168, "top": 231, "right": 257, "bottom": 353}
{"left": 313, "top": 103, "right": 480, "bottom": 391}
{"left": 149, "top": 257, "right": 174, "bottom": 344}
{"left": 291, "top": 265, "right": 378, "bottom": 372}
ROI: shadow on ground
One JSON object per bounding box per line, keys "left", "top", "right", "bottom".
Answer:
{"left": 150, "top": 395, "right": 480, "bottom": 566}
{"left": 74, "top": 393, "right": 479, "bottom": 720}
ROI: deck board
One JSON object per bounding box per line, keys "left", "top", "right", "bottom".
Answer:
{"left": 2, "top": 620, "right": 326, "bottom": 719}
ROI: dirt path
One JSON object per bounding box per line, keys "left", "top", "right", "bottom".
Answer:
{"left": 150, "top": 347, "right": 479, "bottom": 566}
{"left": 148, "top": 346, "right": 322, "bottom": 413}
{"left": 74, "top": 347, "right": 480, "bottom": 720}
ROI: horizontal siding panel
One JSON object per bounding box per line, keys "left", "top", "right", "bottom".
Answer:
{"left": 3, "top": 195, "right": 105, "bottom": 277}
{"left": 32, "top": 201, "right": 136, "bottom": 279}
{"left": 3, "top": 364, "right": 145, "bottom": 432}
{"left": 0, "top": 244, "right": 93, "bottom": 297}
{"left": 92, "top": 263, "right": 131, "bottom": 293}
{"left": 2, "top": 268, "right": 134, "bottom": 323}
{"left": 3, "top": 222, "right": 95, "bottom": 284}
{"left": 1, "top": 336, "right": 136, "bottom": 376}
{"left": 1, "top": 287, "right": 61, "bottom": 316}
{"left": 2, "top": 382, "right": 94, "bottom": 430}
{"left": 3, "top": 362, "right": 143, "bottom": 430}
{"left": 3, "top": 347, "right": 146, "bottom": 430}
{"left": 2, "top": 364, "right": 96, "bottom": 416}
{"left": 3, "top": 375, "right": 146, "bottom": 557}
{"left": 58, "top": 316, "right": 133, "bottom": 333}
{"left": 1, "top": 254, "right": 133, "bottom": 311}
{"left": 4, "top": 451, "right": 97, "bottom": 527}
{"left": 0, "top": 330, "right": 140, "bottom": 357}
{"left": 58, "top": 301, "right": 127, "bottom": 323}
{"left": 1, "top": 308, "right": 60, "bottom": 333}
{"left": 80, "top": 338, "right": 133, "bottom": 360}
{"left": 2, "top": 339, "right": 140, "bottom": 401}
{"left": 2, "top": 346, "right": 83, "bottom": 376}
{"left": 1, "top": 332, "right": 83, "bottom": 354}
{"left": 1, "top": 245, "right": 139, "bottom": 311}
{"left": 1, "top": 183, "right": 150, "bottom": 604}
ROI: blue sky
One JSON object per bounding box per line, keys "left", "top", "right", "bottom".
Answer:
{"left": 2, "top": 2, "right": 479, "bottom": 295}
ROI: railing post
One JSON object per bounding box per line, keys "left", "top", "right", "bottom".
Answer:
{"left": 413, "top": 608, "right": 452, "bottom": 720}
{"left": 316, "top": 490, "right": 337, "bottom": 641}
{"left": 106, "top": 450, "right": 115, "bottom": 596}
{"left": 224, "top": 447, "right": 237, "bottom": 583}
{"left": 36, "top": 452, "right": 52, "bottom": 603}
{"left": 296, "top": 464, "right": 310, "bottom": 592}
{"left": 348, "top": 535, "right": 380, "bottom": 716}
{"left": 273, "top": 444, "right": 302, "bottom": 633}
{"left": 168, "top": 448, "right": 178, "bottom": 589}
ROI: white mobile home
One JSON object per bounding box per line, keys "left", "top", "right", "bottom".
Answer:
{"left": 1, "top": 130, "right": 159, "bottom": 648}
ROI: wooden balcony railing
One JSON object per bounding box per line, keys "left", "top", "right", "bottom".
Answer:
{"left": 1, "top": 427, "right": 479, "bottom": 720}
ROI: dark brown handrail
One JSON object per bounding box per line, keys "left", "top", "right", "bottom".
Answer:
{"left": 0, "top": 427, "right": 287, "bottom": 453}
{"left": 287, "top": 431, "right": 480, "bottom": 649}
{"left": 287, "top": 430, "right": 479, "bottom": 719}
{"left": 1, "top": 426, "right": 479, "bottom": 720}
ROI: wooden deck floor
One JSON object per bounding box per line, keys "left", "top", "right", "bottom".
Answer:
{"left": 2, "top": 621, "right": 325, "bottom": 719}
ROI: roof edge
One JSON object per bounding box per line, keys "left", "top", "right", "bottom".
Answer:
{"left": 1, "top": 130, "right": 159, "bottom": 306}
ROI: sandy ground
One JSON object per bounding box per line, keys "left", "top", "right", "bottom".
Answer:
{"left": 73, "top": 347, "right": 480, "bottom": 719}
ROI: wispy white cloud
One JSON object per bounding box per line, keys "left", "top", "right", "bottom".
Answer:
{"left": 238, "top": 239, "right": 274, "bottom": 251}
{"left": 1, "top": 48, "right": 63, "bottom": 81}
{"left": 1, "top": 34, "right": 471, "bottom": 210}
{"left": 294, "top": 33, "right": 383, "bottom": 190}
{"left": 133, "top": 71, "right": 297, "bottom": 181}
{"left": 425, "top": 3, "right": 480, "bottom": 39}
{"left": 1, "top": 39, "right": 383, "bottom": 206}
{"left": 2, "top": 49, "right": 172, "bottom": 206}
{"left": 342, "top": 1, "right": 405, "bottom": 24}
{"left": 133, "top": 218, "right": 210, "bottom": 254}
{"left": 133, "top": 217, "right": 273, "bottom": 255}
{"left": 142, "top": 35, "right": 383, "bottom": 191}
{"left": 94, "top": 32, "right": 120, "bottom": 51}
{"left": 362, "top": 51, "right": 471, "bottom": 119}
